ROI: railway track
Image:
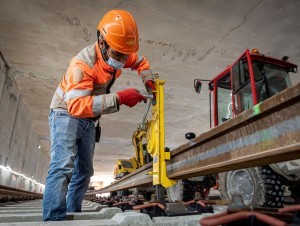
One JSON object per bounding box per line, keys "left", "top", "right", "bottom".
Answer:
{"left": 95, "top": 83, "right": 300, "bottom": 194}
{"left": 0, "top": 185, "right": 42, "bottom": 203}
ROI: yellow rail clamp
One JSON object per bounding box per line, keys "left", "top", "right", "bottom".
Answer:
{"left": 146, "top": 79, "right": 177, "bottom": 188}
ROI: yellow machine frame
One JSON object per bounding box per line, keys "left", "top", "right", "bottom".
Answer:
{"left": 132, "top": 129, "right": 147, "bottom": 168}
{"left": 145, "top": 79, "right": 177, "bottom": 188}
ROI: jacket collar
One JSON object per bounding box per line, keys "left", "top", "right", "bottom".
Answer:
{"left": 95, "top": 41, "right": 115, "bottom": 73}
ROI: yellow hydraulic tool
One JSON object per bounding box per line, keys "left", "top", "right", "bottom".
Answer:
{"left": 132, "top": 129, "right": 147, "bottom": 168}
{"left": 145, "top": 79, "right": 177, "bottom": 188}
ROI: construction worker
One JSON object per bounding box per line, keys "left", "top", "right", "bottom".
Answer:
{"left": 43, "top": 9, "right": 155, "bottom": 221}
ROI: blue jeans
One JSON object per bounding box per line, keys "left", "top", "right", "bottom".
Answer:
{"left": 43, "top": 110, "right": 95, "bottom": 221}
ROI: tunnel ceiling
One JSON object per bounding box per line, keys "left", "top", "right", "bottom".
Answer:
{"left": 0, "top": 0, "right": 299, "bottom": 178}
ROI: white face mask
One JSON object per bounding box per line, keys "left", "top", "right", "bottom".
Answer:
{"left": 107, "top": 57, "right": 124, "bottom": 70}
{"left": 101, "top": 45, "right": 125, "bottom": 70}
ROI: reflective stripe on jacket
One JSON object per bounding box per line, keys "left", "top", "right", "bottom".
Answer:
{"left": 50, "top": 42, "right": 150, "bottom": 118}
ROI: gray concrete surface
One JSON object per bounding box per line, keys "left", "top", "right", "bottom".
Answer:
{"left": 112, "top": 212, "right": 153, "bottom": 226}
{"left": 152, "top": 214, "right": 211, "bottom": 226}
{"left": 0, "top": 55, "right": 49, "bottom": 192}
{"left": 0, "top": 200, "right": 222, "bottom": 225}
{"left": 0, "top": 220, "right": 119, "bottom": 226}
{"left": 0, "top": 0, "right": 299, "bottom": 187}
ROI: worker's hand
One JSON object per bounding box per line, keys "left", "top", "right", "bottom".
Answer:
{"left": 145, "top": 80, "right": 156, "bottom": 105}
{"left": 116, "top": 89, "right": 147, "bottom": 107}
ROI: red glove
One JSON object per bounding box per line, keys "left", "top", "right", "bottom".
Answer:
{"left": 145, "top": 80, "right": 156, "bottom": 93}
{"left": 145, "top": 80, "right": 156, "bottom": 105}
{"left": 117, "top": 89, "right": 146, "bottom": 107}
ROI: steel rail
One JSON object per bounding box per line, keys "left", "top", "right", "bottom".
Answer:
{"left": 0, "top": 185, "right": 43, "bottom": 197}
{"left": 96, "top": 83, "right": 300, "bottom": 194}
{"left": 0, "top": 185, "right": 43, "bottom": 203}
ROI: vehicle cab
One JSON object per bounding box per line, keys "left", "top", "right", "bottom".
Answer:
{"left": 195, "top": 49, "right": 297, "bottom": 127}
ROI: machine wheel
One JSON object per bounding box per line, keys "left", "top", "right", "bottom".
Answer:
{"left": 167, "top": 179, "right": 200, "bottom": 202}
{"left": 117, "top": 189, "right": 129, "bottom": 198}
{"left": 167, "top": 180, "right": 184, "bottom": 202}
{"left": 219, "top": 166, "right": 284, "bottom": 207}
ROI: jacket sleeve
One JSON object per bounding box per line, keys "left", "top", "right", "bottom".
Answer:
{"left": 66, "top": 59, "right": 119, "bottom": 118}
{"left": 124, "top": 54, "right": 154, "bottom": 83}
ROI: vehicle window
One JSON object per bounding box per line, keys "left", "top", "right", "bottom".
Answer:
{"left": 121, "top": 161, "right": 133, "bottom": 168}
{"left": 217, "top": 73, "right": 232, "bottom": 125}
{"left": 232, "top": 60, "right": 253, "bottom": 114}
{"left": 252, "top": 62, "right": 292, "bottom": 102}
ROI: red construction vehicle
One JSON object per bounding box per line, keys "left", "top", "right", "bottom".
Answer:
{"left": 167, "top": 49, "right": 300, "bottom": 207}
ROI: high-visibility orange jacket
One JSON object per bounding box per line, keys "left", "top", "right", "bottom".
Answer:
{"left": 50, "top": 42, "right": 153, "bottom": 118}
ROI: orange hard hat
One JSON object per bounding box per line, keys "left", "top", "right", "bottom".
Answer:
{"left": 97, "top": 10, "right": 139, "bottom": 55}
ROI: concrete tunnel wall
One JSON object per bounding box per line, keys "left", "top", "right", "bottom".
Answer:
{"left": 0, "top": 54, "right": 48, "bottom": 193}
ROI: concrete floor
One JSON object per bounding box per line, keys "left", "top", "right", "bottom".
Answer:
{"left": 0, "top": 0, "right": 299, "bottom": 187}
{"left": 0, "top": 199, "right": 226, "bottom": 225}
